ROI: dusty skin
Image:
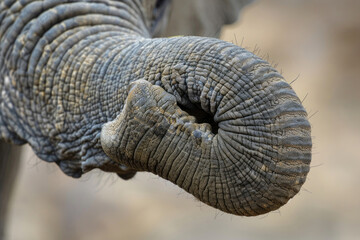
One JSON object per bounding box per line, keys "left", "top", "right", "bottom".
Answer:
{"left": 6, "top": 0, "right": 360, "bottom": 240}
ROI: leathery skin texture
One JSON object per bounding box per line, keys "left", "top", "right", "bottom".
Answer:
{"left": 0, "top": 0, "right": 311, "bottom": 216}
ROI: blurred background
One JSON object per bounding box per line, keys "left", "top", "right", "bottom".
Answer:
{"left": 7, "top": 0, "right": 360, "bottom": 239}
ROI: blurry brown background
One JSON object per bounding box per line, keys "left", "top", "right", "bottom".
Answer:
{"left": 7, "top": 0, "right": 360, "bottom": 239}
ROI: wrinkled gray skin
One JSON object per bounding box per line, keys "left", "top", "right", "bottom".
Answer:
{"left": 0, "top": 0, "right": 311, "bottom": 238}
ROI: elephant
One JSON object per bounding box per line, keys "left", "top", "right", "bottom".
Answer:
{"left": 0, "top": 0, "right": 311, "bottom": 238}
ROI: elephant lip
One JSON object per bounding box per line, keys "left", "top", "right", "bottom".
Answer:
{"left": 81, "top": 152, "right": 134, "bottom": 175}
{"left": 56, "top": 160, "right": 83, "bottom": 178}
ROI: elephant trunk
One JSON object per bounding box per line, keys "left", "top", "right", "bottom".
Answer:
{"left": 0, "top": 0, "right": 310, "bottom": 216}
{"left": 101, "top": 37, "right": 312, "bottom": 216}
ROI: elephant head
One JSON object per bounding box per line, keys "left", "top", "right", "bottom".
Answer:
{"left": 0, "top": 0, "right": 311, "bottom": 217}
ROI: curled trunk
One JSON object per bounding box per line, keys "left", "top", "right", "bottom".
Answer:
{"left": 0, "top": 1, "right": 311, "bottom": 216}
{"left": 101, "top": 37, "right": 312, "bottom": 216}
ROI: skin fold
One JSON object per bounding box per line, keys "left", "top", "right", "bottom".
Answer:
{"left": 0, "top": 0, "right": 311, "bottom": 232}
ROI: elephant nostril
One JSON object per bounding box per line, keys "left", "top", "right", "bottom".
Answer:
{"left": 178, "top": 104, "right": 219, "bottom": 134}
